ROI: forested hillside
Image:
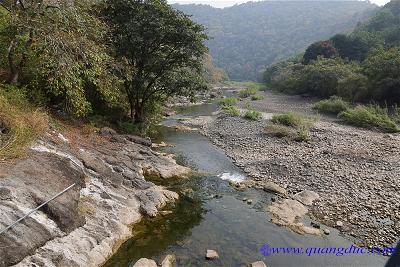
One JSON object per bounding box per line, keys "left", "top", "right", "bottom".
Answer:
{"left": 174, "top": 1, "right": 377, "bottom": 81}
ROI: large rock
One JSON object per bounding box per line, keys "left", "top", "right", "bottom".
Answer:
{"left": 263, "top": 182, "right": 287, "bottom": 195}
{"left": 293, "top": 190, "right": 319, "bottom": 206}
{"left": 251, "top": 261, "right": 268, "bottom": 267}
{"left": 125, "top": 135, "right": 152, "bottom": 147}
{"left": 99, "top": 127, "right": 117, "bottom": 137}
{"left": 267, "top": 199, "right": 320, "bottom": 235}
{"left": 133, "top": 258, "right": 157, "bottom": 267}
{"left": 161, "top": 254, "right": 177, "bottom": 267}
{"left": 206, "top": 250, "right": 219, "bottom": 260}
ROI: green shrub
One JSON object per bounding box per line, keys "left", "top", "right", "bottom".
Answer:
{"left": 251, "top": 95, "right": 265, "bottom": 101}
{"left": 238, "top": 88, "right": 258, "bottom": 98}
{"left": 222, "top": 105, "right": 240, "bottom": 116}
{"left": 244, "top": 110, "right": 262, "bottom": 121}
{"left": 0, "top": 85, "right": 48, "bottom": 158}
{"left": 338, "top": 105, "right": 400, "bottom": 133}
{"left": 219, "top": 97, "right": 238, "bottom": 107}
{"left": 267, "top": 112, "right": 315, "bottom": 141}
{"left": 313, "top": 96, "right": 351, "bottom": 114}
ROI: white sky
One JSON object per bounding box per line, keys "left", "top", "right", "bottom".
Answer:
{"left": 169, "top": 0, "right": 390, "bottom": 8}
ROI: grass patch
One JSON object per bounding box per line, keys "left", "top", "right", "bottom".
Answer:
{"left": 0, "top": 85, "right": 48, "bottom": 159}
{"left": 219, "top": 97, "right": 238, "bottom": 107}
{"left": 238, "top": 88, "right": 258, "bottom": 98}
{"left": 224, "top": 81, "right": 267, "bottom": 91}
{"left": 244, "top": 110, "right": 262, "bottom": 121}
{"left": 266, "top": 112, "right": 315, "bottom": 141}
{"left": 222, "top": 105, "right": 240, "bottom": 116}
{"left": 313, "top": 96, "right": 351, "bottom": 115}
{"left": 251, "top": 95, "right": 265, "bottom": 101}
{"left": 338, "top": 105, "right": 400, "bottom": 133}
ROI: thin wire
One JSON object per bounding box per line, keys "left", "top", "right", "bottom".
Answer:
{"left": 0, "top": 183, "right": 76, "bottom": 236}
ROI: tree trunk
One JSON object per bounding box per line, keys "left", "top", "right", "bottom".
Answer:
{"left": 7, "top": 40, "right": 19, "bottom": 85}
{"left": 134, "top": 103, "right": 144, "bottom": 124}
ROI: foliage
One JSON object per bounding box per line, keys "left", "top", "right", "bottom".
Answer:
{"left": 106, "top": 0, "right": 208, "bottom": 123}
{"left": 0, "top": 84, "right": 48, "bottom": 159}
{"left": 303, "top": 40, "right": 338, "bottom": 64}
{"left": 202, "top": 53, "right": 228, "bottom": 83}
{"left": 174, "top": 1, "right": 376, "bottom": 80}
{"left": 338, "top": 104, "right": 400, "bottom": 133}
{"left": 244, "top": 110, "right": 262, "bottom": 121}
{"left": 313, "top": 96, "right": 351, "bottom": 115}
{"left": 222, "top": 105, "right": 240, "bottom": 117}
{"left": 219, "top": 97, "right": 238, "bottom": 107}
{"left": 251, "top": 95, "right": 264, "bottom": 101}
{"left": 267, "top": 112, "right": 315, "bottom": 141}
{"left": 238, "top": 88, "right": 258, "bottom": 98}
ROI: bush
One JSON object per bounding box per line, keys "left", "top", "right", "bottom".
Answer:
{"left": 238, "top": 88, "right": 258, "bottom": 98}
{"left": 267, "top": 112, "right": 315, "bottom": 141}
{"left": 251, "top": 95, "right": 265, "bottom": 101}
{"left": 222, "top": 105, "right": 240, "bottom": 116}
{"left": 0, "top": 85, "right": 48, "bottom": 158}
{"left": 313, "top": 96, "right": 351, "bottom": 114}
{"left": 338, "top": 105, "right": 400, "bottom": 133}
{"left": 244, "top": 110, "right": 262, "bottom": 121}
{"left": 219, "top": 97, "right": 238, "bottom": 107}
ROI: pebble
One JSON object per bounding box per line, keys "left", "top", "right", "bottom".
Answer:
{"left": 336, "top": 221, "right": 343, "bottom": 227}
{"left": 206, "top": 250, "right": 219, "bottom": 260}
{"left": 323, "top": 229, "right": 330, "bottom": 235}
{"left": 247, "top": 199, "right": 253, "bottom": 204}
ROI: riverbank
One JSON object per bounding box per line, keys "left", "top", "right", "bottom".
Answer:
{"left": 202, "top": 90, "right": 400, "bottom": 249}
{"left": 0, "top": 124, "right": 190, "bottom": 267}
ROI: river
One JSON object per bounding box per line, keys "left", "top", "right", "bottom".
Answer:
{"left": 103, "top": 102, "right": 387, "bottom": 267}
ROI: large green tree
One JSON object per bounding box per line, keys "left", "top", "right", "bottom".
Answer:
{"left": 106, "top": 0, "right": 208, "bottom": 123}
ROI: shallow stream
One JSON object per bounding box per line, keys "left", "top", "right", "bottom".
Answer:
{"left": 104, "top": 102, "right": 386, "bottom": 267}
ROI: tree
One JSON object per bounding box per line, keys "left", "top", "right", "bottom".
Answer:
{"left": 0, "top": 1, "right": 119, "bottom": 117}
{"left": 303, "top": 40, "right": 338, "bottom": 64}
{"left": 105, "top": 0, "right": 208, "bottom": 123}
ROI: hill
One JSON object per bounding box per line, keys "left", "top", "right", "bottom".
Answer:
{"left": 174, "top": 1, "right": 377, "bottom": 81}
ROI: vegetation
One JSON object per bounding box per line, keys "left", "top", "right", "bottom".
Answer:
{"left": 338, "top": 105, "right": 400, "bottom": 133}
{"left": 222, "top": 105, "right": 240, "bottom": 117}
{"left": 174, "top": 1, "right": 376, "bottom": 80}
{"left": 313, "top": 96, "right": 351, "bottom": 115}
{"left": 219, "top": 97, "right": 238, "bottom": 107}
{"left": 244, "top": 110, "right": 262, "bottom": 121}
{"left": 251, "top": 95, "right": 265, "bottom": 101}
{"left": 0, "top": 85, "right": 48, "bottom": 158}
{"left": 267, "top": 112, "right": 316, "bottom": 141}
{"left": 238, "top": 88, "right": 258, "bottom": 99}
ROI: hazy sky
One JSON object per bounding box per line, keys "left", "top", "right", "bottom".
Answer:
{"left": 169, "top": 0, "right": 391, "bottom": 8}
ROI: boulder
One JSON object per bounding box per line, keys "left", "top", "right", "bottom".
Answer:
{"left": 133, "top": 258, "right": 157, "bottom": 267}
{"left": 125, "top": 135, "right": 152, "bottom": 147}
{"left": 161, "top": 254, "right": 176, "bottom": 267}
{"left": 293, "top": 190, "right": 319, "bottom": 206}
{"left": 250, "top": 261, "right": 268, "bottom": 267}
{"left": 263, "top": 182, "right": 287, "bottom": 195}
{"left": 206, "top": 249, "right": 219, "bottom": 260}
{"left": 99, "top": 127, "right": 117, "bottom": 137}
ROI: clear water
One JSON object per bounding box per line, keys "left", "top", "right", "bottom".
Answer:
{"left": 103, "top": 103, "right": 387, "bottom": 267}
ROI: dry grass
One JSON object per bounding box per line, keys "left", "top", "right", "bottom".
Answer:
{"left": 0, "top": 88, "right": 48, "bottom": 159}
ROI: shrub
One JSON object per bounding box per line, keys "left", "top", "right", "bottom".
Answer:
{"left": 251, "top": 95, "right": 265, "bottom": 101}
{"left": 222, "top": 105, "right": 240, "bottom": 116}
{"left": 244, "top": 110, "right": 262, "bottom": 121}
{"left": 238, "top": 88, "right": 258, "bottom": 98}
{"left": 219, "top": 97, "right": 238, "bottom": 107}
{"left": 313, "top": 96, "right": 351, "bottom": 114}
{"left": 267, "top": 112, "right": 315, "bottom": 141}
{"left": 0, "top": 85, "right": 48, "bottom": 158}
{"left": 338, "top": 105, "right": 400, "bottom": 133}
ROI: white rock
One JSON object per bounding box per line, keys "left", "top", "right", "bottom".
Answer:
{"left": 293, "top": 190, "right": 319, "bottom": 206}
{"left": 133, "top": 258, "right": 157, "bottom": 267}
{"left": 251, "top": 261, "right": 268, "bottom": 267}
{"left": 206, "top": 249, "right": 219, "bottom": 260}
{"left": 161, "top": 254, "right": 176, "bottom": 267}
{"left": 336, "top": 221, "right": 343, "bottom": 227}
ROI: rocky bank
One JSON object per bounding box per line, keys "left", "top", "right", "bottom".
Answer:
{"left": 202, "top": 90, "right": 400, "bottom": 249}
{"left": 0, "top": 126, "right": 190, "bottom": 267}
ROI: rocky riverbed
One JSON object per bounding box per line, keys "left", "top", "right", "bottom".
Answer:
{"left": 0, "top": 126, "right": 190, "bottom": 267}
{"left": 202, "top": 90, "right": 400, "bottom": 250}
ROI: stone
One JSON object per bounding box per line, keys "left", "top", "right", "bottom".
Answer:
{"left": 125, "top": 135, "right": 152, "bottom": 147}
{"left": 250, "top": 261, "right": 268, "bottom": 267}
{"left": 293, "top": 190, "right": 319, "bottom": 206}
{"left": 271, "top": 197, "right": 276, "bottom": 202}
{"left": 336, "top": 221, "right": 343, "bottom": 227}
{"left": 99, "top": 127, "right": 117, "bottom": 137}
{"left": 263, "top": 182, "right": 287, "bottom": 195}
{"left": 161, "top": 254, "right": 176, "bottom": 267}
{"left": 206, "top": 249, "right": 219, "bottom": 260}
{"left": 310, "top": 221, "right": 320, "bottom": 229}
{"left": 133, "top": 258, "right": 157, "bottom": 267}
{"left": 323, "top": 229, "right": 330, "bottom": 235}
{"left": 247, "top": 199, "right": 253, "bottom": 204}
{"left": 0, "top": 187, "right": 12, "bottom": 201}
{"left": 160, "top": 210, "right": 173, "bottom": 216}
